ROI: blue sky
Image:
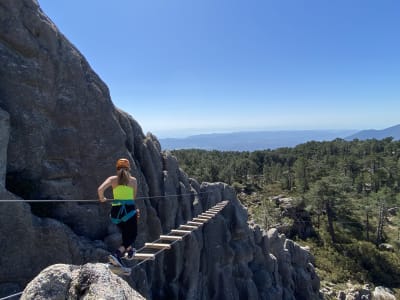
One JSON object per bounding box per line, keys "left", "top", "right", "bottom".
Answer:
{"left": 38, "top": 0, "right": 400, "bottom": 137}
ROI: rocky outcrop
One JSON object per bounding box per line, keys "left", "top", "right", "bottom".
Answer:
{"left": 0, "top": 0, "right": 321, "bottom": 299}
{"left": 322, "top": 283, "right": 397, "bottom": 300}
{"left": 274, "top": 196, "right": 316, "bottom": 240}
{"left": 21, "top": 263, "right": 145, "bottom": 300}
{"left": 372, "top": 286, "right": 396, "bottom": 300}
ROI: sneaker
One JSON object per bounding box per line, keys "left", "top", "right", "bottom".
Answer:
{"left": 126, "top": 248, "right": 136, "bottom": 260}
{"left": 108, "top": 249, "right": 124, "bottom": 266}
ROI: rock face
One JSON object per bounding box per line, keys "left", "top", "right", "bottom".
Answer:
{"left": 0, "top": 0, "right": 321, "bottom": 299}
{"left": 21, "top": 263, "right": 145, "bottom": 300}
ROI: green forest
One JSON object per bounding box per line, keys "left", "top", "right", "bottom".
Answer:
{"left": 171, "top": 138, "right": 400, "bottom": 296}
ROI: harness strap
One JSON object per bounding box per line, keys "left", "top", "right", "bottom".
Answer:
{"left": 111, "top": 205, "right": 136, "bottom": 224}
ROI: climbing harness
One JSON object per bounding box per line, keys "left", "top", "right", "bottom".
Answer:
{"left": 110, "top": 185, "right": 136, "bottom": 224}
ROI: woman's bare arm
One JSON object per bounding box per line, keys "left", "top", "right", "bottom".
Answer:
{"left": 130, "top": 177, "right": 138, "bottom": 199}
{"left": 98, "top": 176, "right": 114, "bottom": 202}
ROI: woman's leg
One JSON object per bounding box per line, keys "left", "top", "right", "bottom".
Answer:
{"left": 121, "top": 213, "right": 138, "bottom": 249}
{"left": 116, "top": 222, "right": 126, "bottom": 253}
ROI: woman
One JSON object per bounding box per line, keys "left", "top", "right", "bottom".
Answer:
{"left": 98, "top": 158, "right": 139, "bottom": 264}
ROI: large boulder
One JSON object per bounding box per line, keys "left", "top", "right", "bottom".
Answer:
{"left": 372, "top": 286, "right": 396, "bottom": 300}
{"left": 21, "top": 263, "right": 145, "bottom": 300}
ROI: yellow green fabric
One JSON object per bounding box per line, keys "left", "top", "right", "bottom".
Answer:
{"left": 112, "top": 185, "right": 135, "bottom": 206}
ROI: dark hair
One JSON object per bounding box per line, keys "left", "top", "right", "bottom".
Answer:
{"left": 117, "top": 168, "right": 130, "bottom": 185}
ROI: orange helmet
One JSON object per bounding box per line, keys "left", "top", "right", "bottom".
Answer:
{"left": 116, "top": 158, "right": 130, "bottom": 170}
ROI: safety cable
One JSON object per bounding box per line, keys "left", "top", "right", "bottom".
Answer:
{"left": 0, "top": 292, "right": 23, "bottom": 300}
{"left": 0, "top": 191, "right": 210, "bottom": 203}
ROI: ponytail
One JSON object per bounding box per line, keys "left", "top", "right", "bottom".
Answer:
{"left": 117, "top": 168, "right": 130, "bottom": 185}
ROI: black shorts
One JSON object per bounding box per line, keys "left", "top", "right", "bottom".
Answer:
{"left": 111, "top": 205, "right": 138, "bottom": 248}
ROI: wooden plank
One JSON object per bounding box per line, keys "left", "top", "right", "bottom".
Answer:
{"left": 159, "top": 235, "right": 183, "bottom": 241}
{"left": 187, "top": 221, "right": 203, "bottom": 226}
{"left": 134, "top": 253, "right": 156, "bottom": 260}
{"left": 144, "top": 243, "right": 171, "bottom": 249}
{"left": 179, "top": 225, "right": 198, "bottom": 230}
{"left": 198, "top": 215, "right": 213, "bottom": 219}
{"left": 213, "top": 205, "right": 226, "bottom": 209}
{"left": 193, "top": 218, "right": 209, "bottom": 222}
{"left": 201, "top": 213, "right": 215, "bottom": 217}
{"left": 171, "top": 229, "right": 192, "bottom": 234}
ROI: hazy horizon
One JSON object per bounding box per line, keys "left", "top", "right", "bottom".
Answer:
{"left": 153, "top": 127, "right": 361, "bottom": 139}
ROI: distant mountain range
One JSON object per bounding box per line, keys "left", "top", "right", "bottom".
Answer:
{"left": 345, "top": 124, "right": 400, "bottom": 141}
{"left": 159, "top": 124, "right": 400, "bottom": 151}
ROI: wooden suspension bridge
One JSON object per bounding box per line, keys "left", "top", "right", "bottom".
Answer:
{"left": 108, "top": 200, "right": 229, "bottom": 275}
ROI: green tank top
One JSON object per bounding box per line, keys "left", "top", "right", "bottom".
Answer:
{"left": 112, "top": 185, "right": 135, "bottom": 206}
